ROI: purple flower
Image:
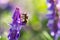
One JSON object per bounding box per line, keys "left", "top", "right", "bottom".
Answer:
{"left": 12, "top": 8, "right": 21, "bottom": 25}
{"left": 47, "top": 0, "right": 55, "bottom": 10}
{"left": 46, "top": 14, "right": 54, "bottom": 19}
{"left": 57, "top": 21, "right": 60, "bottom": 29}
{"left": 47, "top": 20, "right": 54, "bottom": 29}
{"left": 48, "top": 4, "right": 55, "bottom": 10}
{"left": 8, "top": 28, "right": 20, "bottom": 40}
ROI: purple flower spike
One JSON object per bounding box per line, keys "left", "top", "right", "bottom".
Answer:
{"left": 8, "top": 7, "right": 21, "bottom": 40}
{"left": 8, "top": 7, "right": 28, "bottom": 40}
{"left": 47, "top": 0, "right": 60, "bottom": 40}
{"left": 47, "top": 0, "right": 57, "bottom": 36}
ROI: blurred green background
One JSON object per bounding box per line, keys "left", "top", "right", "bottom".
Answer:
{"left": 0, "top": 0, "right": 53, "bottom": 40}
